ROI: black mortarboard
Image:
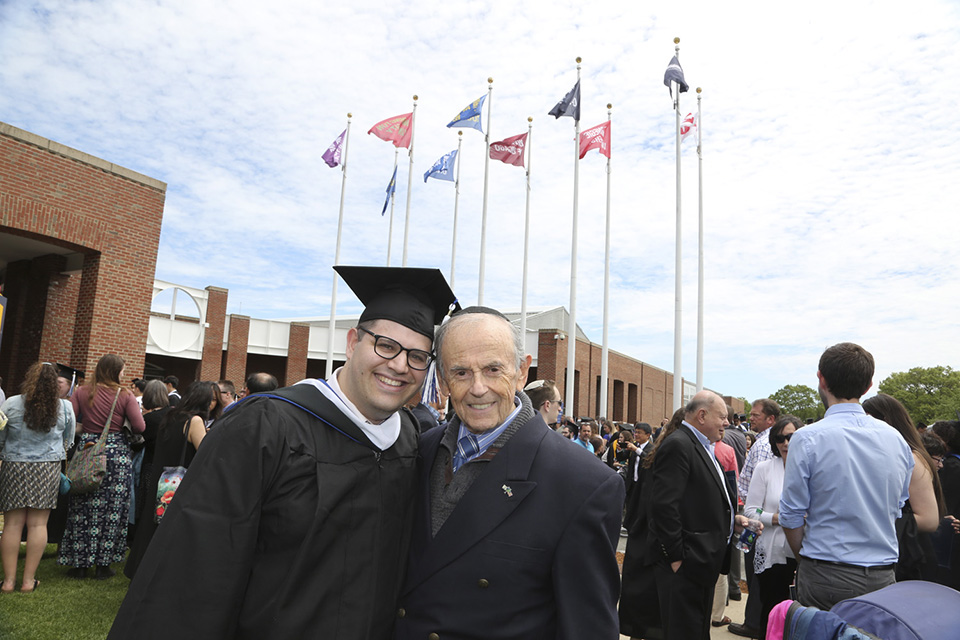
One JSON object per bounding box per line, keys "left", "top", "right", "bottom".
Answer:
{"left": 49, "top": 363, "right": 84, "bottom": 396}
{"left": 334, "top": 266, "right": 459, "bottom": 339}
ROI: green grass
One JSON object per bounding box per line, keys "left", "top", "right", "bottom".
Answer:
{"left": 0, "top": 544, "right": 128, "bottom": 640}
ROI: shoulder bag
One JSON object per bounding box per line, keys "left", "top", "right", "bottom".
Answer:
{"left": 154, "top": 419, "right": 192, "bottom": 524}
{"left": 65, "top": 388, "right": 121, "bottom": 495}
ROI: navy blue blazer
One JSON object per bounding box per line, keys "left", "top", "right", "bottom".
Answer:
{"left": 394, "top": 414, "right": 625, "bottom": 640}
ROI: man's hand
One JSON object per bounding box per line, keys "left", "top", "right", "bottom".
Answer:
{"left": 734, "top": 514, "right": 763, "bottom": 535}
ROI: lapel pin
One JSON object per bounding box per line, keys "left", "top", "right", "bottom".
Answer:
{"left": 502, "top": 484, "right": 513, "bottom": 498}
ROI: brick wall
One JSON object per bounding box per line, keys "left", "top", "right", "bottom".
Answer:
{"left": 223, "top": 315, "right": 250, "bottom": 386}
{"left": 284, "top": 322, "right": 310, "bottom": 386}
{"left": 198, "top": 286, "right": 228, "bottom": 380}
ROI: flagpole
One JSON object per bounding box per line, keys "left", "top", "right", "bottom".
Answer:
{"left": 672, "top": 38, "right": 683, "bottom": 411}
{"left": 451, "top": 131, "right": 463, "bottom": 289}
{"left": 387, "top": 148, "right": 398, "bottom": 266}
{"left": 696, "top": 87, "right": 704, "bottom": 392}
{"left": 325, "top": 113, "right": 352, "bottom": 379}
{"left": 401, "top": 95, "right": 417, "bottom": 266}
{"left": 565, "top": 57, "right": 581, "bottom": 416}
{"left": 520, "top": 116, "right": 533, "bottom": 348}
{"left": 600, "top": 104, "right": 612, "bottom": 419}
{"left": 478, "top": 77, "right": 493, "bottom": 304}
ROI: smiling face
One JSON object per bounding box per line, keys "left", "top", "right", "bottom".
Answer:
{"left": 439, "top": 314, "right": 531, "bottom": 434}
{"left": 338, "top": 319, "right": 432, "bottom": 423}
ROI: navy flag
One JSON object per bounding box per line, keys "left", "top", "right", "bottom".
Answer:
{"left": 447, "top": 95, "right": 486, "bottom": 132}
{"left": 424, "top": 149, "right": 458, "bottom": 183}
{"left": 663, "top": 55, "right": 689, "bottom": 97}
{"left": 548, "top": 80, "right": 580, "bottom": 121}
{"left": 382, "top": 166, "right": 397, "bottom": 215}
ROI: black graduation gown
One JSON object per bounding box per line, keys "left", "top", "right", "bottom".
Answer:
{"left": 108, "top": 384, "right": 419, "bottom": 640}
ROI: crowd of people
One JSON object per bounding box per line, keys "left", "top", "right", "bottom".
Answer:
{"left": 1, "top": 268, "right": 959, "bottom": 640}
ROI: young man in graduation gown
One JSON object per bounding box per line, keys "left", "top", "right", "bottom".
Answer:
{"left": 109, "top": 266, "right": 457, "bottom": 640}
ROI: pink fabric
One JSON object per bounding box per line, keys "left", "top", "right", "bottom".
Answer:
{"left": 766, "top": 598, "right": 793, "bottom": 640}
{"left": 71, "top": 385, "right": 145, "bottom": 434}
{"left": 716, "top": 440, "right": 738, "bottom": 477}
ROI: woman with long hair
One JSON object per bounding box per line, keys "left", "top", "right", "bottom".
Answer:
{"left": 863, "top": 393, "right": 946, "bottom": 582}
{"left": 58, "top": 354, "right": 145, "bottom": 579}
{"left": 0, "top": 362, "right": 76, "bottom": 592}
{"left": 744, "top": 415, "right": 803, "bottom": 640}
{"left": 124, "top": 380, "right": 212, "bottom": 579}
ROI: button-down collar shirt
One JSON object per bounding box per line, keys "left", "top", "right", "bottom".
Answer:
{"left": 779, "top": 403, "right": 913, "bottom": 566}
{"left": 738, "top": 426, "right": 776, "bottom": 503}
{"left": 683, "top": 421, "right": 735, "bottom": 537}
{"left": 452, "top": 396, "right": 522, "bottom": 473}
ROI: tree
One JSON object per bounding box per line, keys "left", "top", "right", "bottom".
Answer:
{"left": 878, "top": 366, "right": 960, "bottom": 425}
{"left": 769, "top": 384, "right": 824, "bottom": 422}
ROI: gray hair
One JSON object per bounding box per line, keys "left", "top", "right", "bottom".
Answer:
{"left": 434, "top": 306, "right": 524, "bottom": 379}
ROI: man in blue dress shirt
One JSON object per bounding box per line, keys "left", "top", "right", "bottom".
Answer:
{"left": 780, "top": 342, "right": 913, "bottom": 610}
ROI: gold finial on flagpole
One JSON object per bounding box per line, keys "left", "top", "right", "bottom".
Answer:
{"left": 488, "top": 77, "right": 493, "bottom": 84}
{"left": 347, "top": 112, "right": 352, "bottom": 118}
{"left": 413, "top": 95, "right": 418, "bottom": 101}
{"left": 576, "top": 57, "right": 582, "bottom": 63}
{"left": 458, "top": 131, "right": 463, "bottom": 137}
{"left": 607, "top": 103, "right": 612, "bottom": 109}
{"left": 696, "top": 87, "right": 702, "bottom": 94}
{"left": 528, "top": 116, "right": 533, "bottom": 123}
{"left": 674, "top": 37, "right": 680, "bottom": 44}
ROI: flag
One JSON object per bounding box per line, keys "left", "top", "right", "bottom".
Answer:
{"left": 382, "top": 166, "right": 397, "bottom": 215}
{"left": 368, "top": 113, "right": 414, "bottom": 149}
{"left": 579, "top": 121, "right": 611, "bottom": 159}
{"left": 423, "top": 149, "right": 458, "bottom": 183}
{"left": 663, "top": 55, "right": 689, "bottom": 97}
{"left": 447, "top": 95, "right": 486, "bottom": 132}
{"left": 548, "top": 80, "right": 580, "bottom": 121}
{"left": 489, "top": 132, "right": 528, "bottom": 167}
{"left": 321, "top": 129, "right": 346, "bottom": 168}
{"left": 680, "top": 112, "right": 698, "bottom": 143}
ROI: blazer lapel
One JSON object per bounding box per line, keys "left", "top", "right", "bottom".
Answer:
{"left": 403, "top": 416, "right": 546, "bottom": 592}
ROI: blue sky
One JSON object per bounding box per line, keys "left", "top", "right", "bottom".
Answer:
{"left": 2, "top": 0, "right": 959, "bottom": 402}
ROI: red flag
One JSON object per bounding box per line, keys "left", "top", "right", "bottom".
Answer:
{"left": 489, "top": 132, "right": 527, "bottom": 167}
{"left": 680, "top": 112, "right": 698, "bottom": 143}
{"left": 579, "top": 121, "right": 611, "bottom": 159}
{"left": 368, "top": 113, "right": 413, "bottom": 149}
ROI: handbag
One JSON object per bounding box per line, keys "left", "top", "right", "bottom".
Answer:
{"left": 123, "top": 418, "right": 145, "bottom": 452}
{"left": 65, "top": 388, "right": 121, "bottom": 495}
{"left": 154, "top": 420, "right": 191, "bottom": 524}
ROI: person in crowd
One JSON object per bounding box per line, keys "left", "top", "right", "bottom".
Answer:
{"left": 131, "top": 378, "right": 146, "bottom": 407}
{"left": 524, "top": 378, "right": 562, "bottom": 428}
{"left": 560, "top": 424, "right": 573, "bottom": 439}
{"left": 204, "top": 381, "right": 227, "bottom": 429}
{"left": 931, "top": 420, "right": 960, "bottom": 589}
{"left": 745, "top": 431, "right": 756, "bottom": 450}
{"left": 711, "top": 421, "right": 740, "bottom": 629}
{"left": 645, "top": 393, "right": 754, "bottom": 640}
{"left": 394, "top": 306, "right": 624, "bottom": 639}
{"left": 109, "top": 266, "right": 457, "bottom": 640}
{"left": 780, "top": 342, "right": 913, "bottom": 610}
{"left": 163, "top": 375, "right": 181, "bottom": 406}
{"left": 407, "top": 390, "right": 441, "bottom": 433}
{"left": 610, "top": 428, "right": 634, "bottom": 471}
{"left": 241, "top": 372, "right": 278, "bottom": 397}
{"left": 132, "top": 380, "right": 171, "bottom": 535}
{"left": 863, "top": 393, "right": 946, "bottom": 581}
{"left": 744, "top": 415, "right": 803, "bottom": 640}
{"left": 54, "top": 363, "right": 82, "bottom": 400}
{"left": 729, "top": 398, "right": 781, "bottom": 639}
{"left": 217, "top": 380, "right": 237, "bottom": 408}
{"left": 575, "top": 420, "right": 595, "bottom": 452}
{"left": 124, "top": 381, "right": 213, "bottom": 578}
{"left": 0, "top": 362, "right": 76, "bottom": 592}
{"left": 59, "top": 354, "right": 145, "bottom": 579}
{"left": 724, "top": 405, "right": 747, "bottom": 472}
{"left": 591, "top": 433, "right": 607, "bottom": 457}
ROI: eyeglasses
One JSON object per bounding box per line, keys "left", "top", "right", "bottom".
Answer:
{"left": 772, "top": 432, "right": 794, "bottom": 444}
{"left": 357, "top": 327, "right": 434, "bottom": 371}
{"left": 933, "top": 456, "right": 944, "bottom": 467}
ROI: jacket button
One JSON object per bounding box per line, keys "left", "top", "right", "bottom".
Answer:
{"left": 428, "top": 634, "right": 440, "bottom": 640}
{"left": 478, "top": 578, "right": 489, "bottom": 588}
{"left": 397, "top": 608, "right": 405, "bottom": 618}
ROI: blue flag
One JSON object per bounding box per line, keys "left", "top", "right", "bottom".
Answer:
{"left": 663, "top": 55, "right": 689, "bottom": 97}
{"left": 447, "top": 95, "right": 486, "bottom": 132}
{"left": 423, "top": 149, "right": 458, "bottom": 183}
{"left": 548, "top": 80, "right": 580, "bottom": 122}
{"left": 382, "top": 166, "right": 397, "bottom": 215}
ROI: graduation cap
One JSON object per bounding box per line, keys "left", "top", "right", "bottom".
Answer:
{"left": 43, "top": 363, "right": 84, "bottom": 396}
{"left": 334, "top": 266, "right": 459, "bottom": 339}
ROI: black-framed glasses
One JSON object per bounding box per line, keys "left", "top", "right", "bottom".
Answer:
{"left": 772, "top": 432, "right": 794, "bottom": 444}
{"left": 357, "top": 327, "right": 434, "bottom": 371}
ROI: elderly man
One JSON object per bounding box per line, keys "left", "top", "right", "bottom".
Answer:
{"left": 646, "top": 391, "right": 754, "bottom": 640}
{"left": 110, "top": 266, "right": 457, "bottom": 640}
{"left": 395, "top": 306, "right": 624, "bottom": 640}
{"left": 780, "top": 342, "right": 912, "bottom": 610}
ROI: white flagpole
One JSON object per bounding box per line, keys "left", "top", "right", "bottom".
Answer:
{"left": 451, "top": 131, "right": 463, "bottom": 289}
{"left": 478, "top": 78, "right": 494, "bottom": 304}
{"left": 565, "top": 57, "right": 581, "bottom": 416}
{"left": 325, "top": 113, "right": 352, "bottom": 379}
{"left": 520, "top": 117, "right": 533, "bottom": 347}
{"left": 401, "top": 95, "right": 418, "bottom": 266}
{"left": 672, "top": 37, "right": 683, "bottom": 411}
{"left": 600, "top": 103, "right": 612, "bottom": 419}
{"left": 696, "top": 87, "right": 704, "bottom": 392}
{"left": 387, "top": 148, "right": 398, "bottom": 266}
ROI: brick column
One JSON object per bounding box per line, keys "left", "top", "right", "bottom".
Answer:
{"left": 223, "top": 315, "right": 250, "bottom": 386}
{"left": 198, "top": 286, "right": 228, "bottom": 381}
{"left": 284, "top": 322, "right": 310, "bottom": 386}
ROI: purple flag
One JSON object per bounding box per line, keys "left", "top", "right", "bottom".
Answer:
{"left": 322, "top": 129, "right": 346, "bottom": 168}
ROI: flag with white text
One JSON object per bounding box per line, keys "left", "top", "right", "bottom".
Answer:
{"left": 548, "top": 80, "right": 580, "bottom": 121}
{"left": 579, "top": 121, "right": 611, "bottom": 159}
{"left": 322, "top": 129, "right": 346, "bottom": 167}
{"left": 424, "top": 149, "right": 458, "bottom": 183}
{"left": 489, "top": 133, "right": 528, "bottom": 167}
